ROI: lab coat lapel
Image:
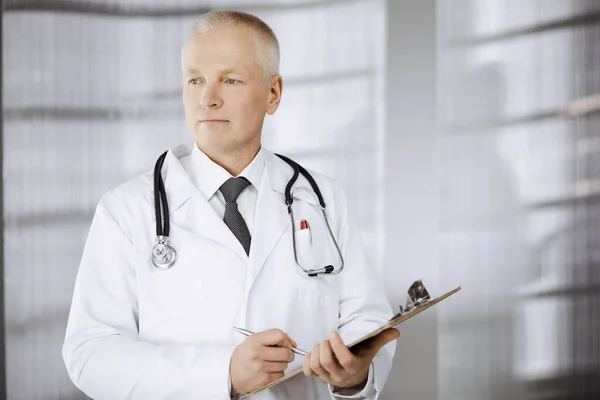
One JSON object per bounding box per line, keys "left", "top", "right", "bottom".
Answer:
{"left": 248, "top": 151, "right": 292, "bottom": 288}
{"left": 162, "top": 145, "right": 249, "bottom": 261}
{"left": 187, "top": 194, "right": 250, "bottom": 261}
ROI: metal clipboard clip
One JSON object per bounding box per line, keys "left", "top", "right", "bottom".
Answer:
{"left": 390, "top": 279, "right": 432, "bottom": 320}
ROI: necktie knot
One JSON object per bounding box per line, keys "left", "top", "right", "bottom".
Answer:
{"left": 219, "top": 177, "right": 251, "bottom": 203}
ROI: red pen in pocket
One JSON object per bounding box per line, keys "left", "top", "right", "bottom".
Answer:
{"left": 300, "top": 219, "right": 312, "bottom": 244}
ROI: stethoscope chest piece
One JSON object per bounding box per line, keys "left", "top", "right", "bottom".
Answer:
{"left": 151, "top": 235, "right": 177, "bottom": 270}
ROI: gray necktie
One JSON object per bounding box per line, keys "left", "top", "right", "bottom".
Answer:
{"left": 219, "top": 177, "right": 252, "bottom": 256}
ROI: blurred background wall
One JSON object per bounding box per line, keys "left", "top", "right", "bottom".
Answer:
{"left": 437, "top": 2, "right": 600, "bottom": 400}
{"left": 1, "top": 0, "right": 599, "bottom": 399}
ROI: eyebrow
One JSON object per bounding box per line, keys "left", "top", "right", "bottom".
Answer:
{"left": 183, "top": 67, "right": 244, "bottom": 76}
{"left": 221, "top": 67, "right": 243, "bottom": 75}
{"left": 183, "top": 68, "right": 201, "bottom": 75}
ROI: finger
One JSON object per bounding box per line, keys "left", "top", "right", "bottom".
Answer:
{"left": 302, "top": 352, "right": 313, "bottom": 376}
{"left": 285, "top": 333, "right": 298, "bottom": 349}
{"left": 269, "top": 372, "right": 285, "bottom": 382}
{"left": 319, "top": 339, "right": 343, "bottom": 375}
{"left": 264, "top": 361, "right": 289, "bottom": 373}
{"left": 257, "top": 329, "right": 292, "bottom": 347}
{"left": 263, "top": 346, "right": 295, "bottom": 363}
{"left": 329, "top": 331, "right": 356, "bottom": 369}
{"left": 309, "top": 344, "right": 330, "bottom": 379}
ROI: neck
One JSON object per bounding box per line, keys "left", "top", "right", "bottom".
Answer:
{"left": 197, "top": 141, "right": 261, "bottom": 176}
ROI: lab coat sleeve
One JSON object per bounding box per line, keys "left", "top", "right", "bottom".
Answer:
{"left": 328, "top": 182, "right": 397, "bottom": 400}
{"left": 329, "top": 362, "right": 375, "bottom": 398}
{"left": 62, "top": 194, "right": 236, "bottom": 400}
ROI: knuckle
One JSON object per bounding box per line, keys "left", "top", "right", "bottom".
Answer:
{"left": 257, "top": 360, "right": 267, "bottom": 371}
{"left": 260, "top": 373, "right": 271, "bottom": 386}
{"left": 322, "top": 356, "right": 334, "bottom": 368}
{"left": 274, "top": 329, "right": 285, "bottom": 341}
{"left": 302, "top": 355, "right": 309, "bottom": 367}
{"left": 339, "top": 358, "right": 352, "bottom": 368}
{"left": 249, "top": 348, "right": 261, "bottom": 361}
{"left": 252, "top": 359, "right": 263, "bottom": 373}
{"left": 330, "top": 372, "right": 341, "bottom": 383}
{"left": 273, "top": 372, "right": 284, "bottom": 381}
{"left": 303, "top": 364, "right": 313, "bottom": 376}
{"left": 310, "top": 355, "right": 321, "bottom": 369}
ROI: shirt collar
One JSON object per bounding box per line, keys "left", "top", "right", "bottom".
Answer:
{"left": 188, "top": 144, "right": 265, "bottom": 200}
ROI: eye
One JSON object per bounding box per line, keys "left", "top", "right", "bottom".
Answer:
{"left": 225, "top": 78, "right": 239, "bottom": 84}
{"left": 188, "top": 78, "right": 201, "bottom": 85}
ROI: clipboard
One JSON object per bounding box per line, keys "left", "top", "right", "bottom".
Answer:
{"left": 240, "top": 281, "right": 461, "bottom": 399}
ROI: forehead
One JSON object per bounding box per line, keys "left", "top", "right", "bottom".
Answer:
{"left": 183, "top": 26, "right": 261, "bottom": 72}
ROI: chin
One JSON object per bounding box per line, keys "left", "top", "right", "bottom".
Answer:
{"left": 193, "top": 131, "right": 235, "bottom": 154}
{"left": 192, "top": 124, "right": 258, "bottom": 155}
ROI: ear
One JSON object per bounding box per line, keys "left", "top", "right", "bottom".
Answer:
{"left": 266, "top": 75, "right": 283, "bottom": 115}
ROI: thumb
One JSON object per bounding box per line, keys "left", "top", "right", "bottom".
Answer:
{"left": 360, "top": 328, "right": 400, "bottom": 356}
{"left": 285, "top": 333, "right": 298, "bottom": 349}
{"left": 374, "top": 328, "right": 400, "bottom": 349}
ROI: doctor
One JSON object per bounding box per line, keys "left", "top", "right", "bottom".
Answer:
{"left": 62, "top": 10, "right": 398, "bottom": 400}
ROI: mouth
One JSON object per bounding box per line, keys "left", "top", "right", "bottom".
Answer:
{"left": 199, "top": 119, "right": 229, "bottom": 124}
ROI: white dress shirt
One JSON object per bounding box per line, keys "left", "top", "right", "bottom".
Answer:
{"left": 186, "top": 144, "right": 374, "bottom": 399}
{"left": 188, "top": 144, "right": 264, "bottom": 236}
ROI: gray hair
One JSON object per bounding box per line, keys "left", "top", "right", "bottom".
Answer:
{"left": 182, "top": 10, "right": 280, "bottom": 82}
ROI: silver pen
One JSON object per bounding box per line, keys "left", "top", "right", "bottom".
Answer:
{"left": 232, "top": 327, "right": 308, "bottom": 356}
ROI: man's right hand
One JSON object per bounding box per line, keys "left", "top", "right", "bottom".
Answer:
{"left": 230, "top": 329, "right": 296, "bottom": 396}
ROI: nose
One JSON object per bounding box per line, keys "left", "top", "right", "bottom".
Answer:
{"left": 200, "top": 82, "right": 223, "bottom": 109}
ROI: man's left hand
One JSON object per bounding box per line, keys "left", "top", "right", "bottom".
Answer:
{"left": 302, "top": 328, "right": 399, "bottom": 389}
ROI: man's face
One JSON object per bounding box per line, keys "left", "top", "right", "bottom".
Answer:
{"left": 182, "top": 26, "right": 282, "bottom": 155}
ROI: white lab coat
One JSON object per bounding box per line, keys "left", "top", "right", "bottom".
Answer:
{"left": 62, "top": 144, "right": 396, "bottom": 400}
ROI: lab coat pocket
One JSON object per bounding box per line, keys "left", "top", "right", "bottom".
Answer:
{"left": 294, "top": 228, "right": 316, "bottom": 271}
{"left": 294, "top": 227, "right": 340, "bottom": 276}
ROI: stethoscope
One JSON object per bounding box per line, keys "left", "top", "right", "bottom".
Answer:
{"left": 151, "top": 150, "right": 344, "bottom": 277}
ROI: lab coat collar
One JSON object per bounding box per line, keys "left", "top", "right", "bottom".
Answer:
{"left": 263, "top": 151, "right": 322, "bottom": 206}
{"left": 161, "top": 143, "right": 318, "bottom": 215}
{"left": 188, "top": 144, "right": 265, "bottom": 201}
{"left": 162, "top": 143, "right": 250, "bottom": 260}
{"left": 160, "top": 143, "right": 196, "bottom": 216}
